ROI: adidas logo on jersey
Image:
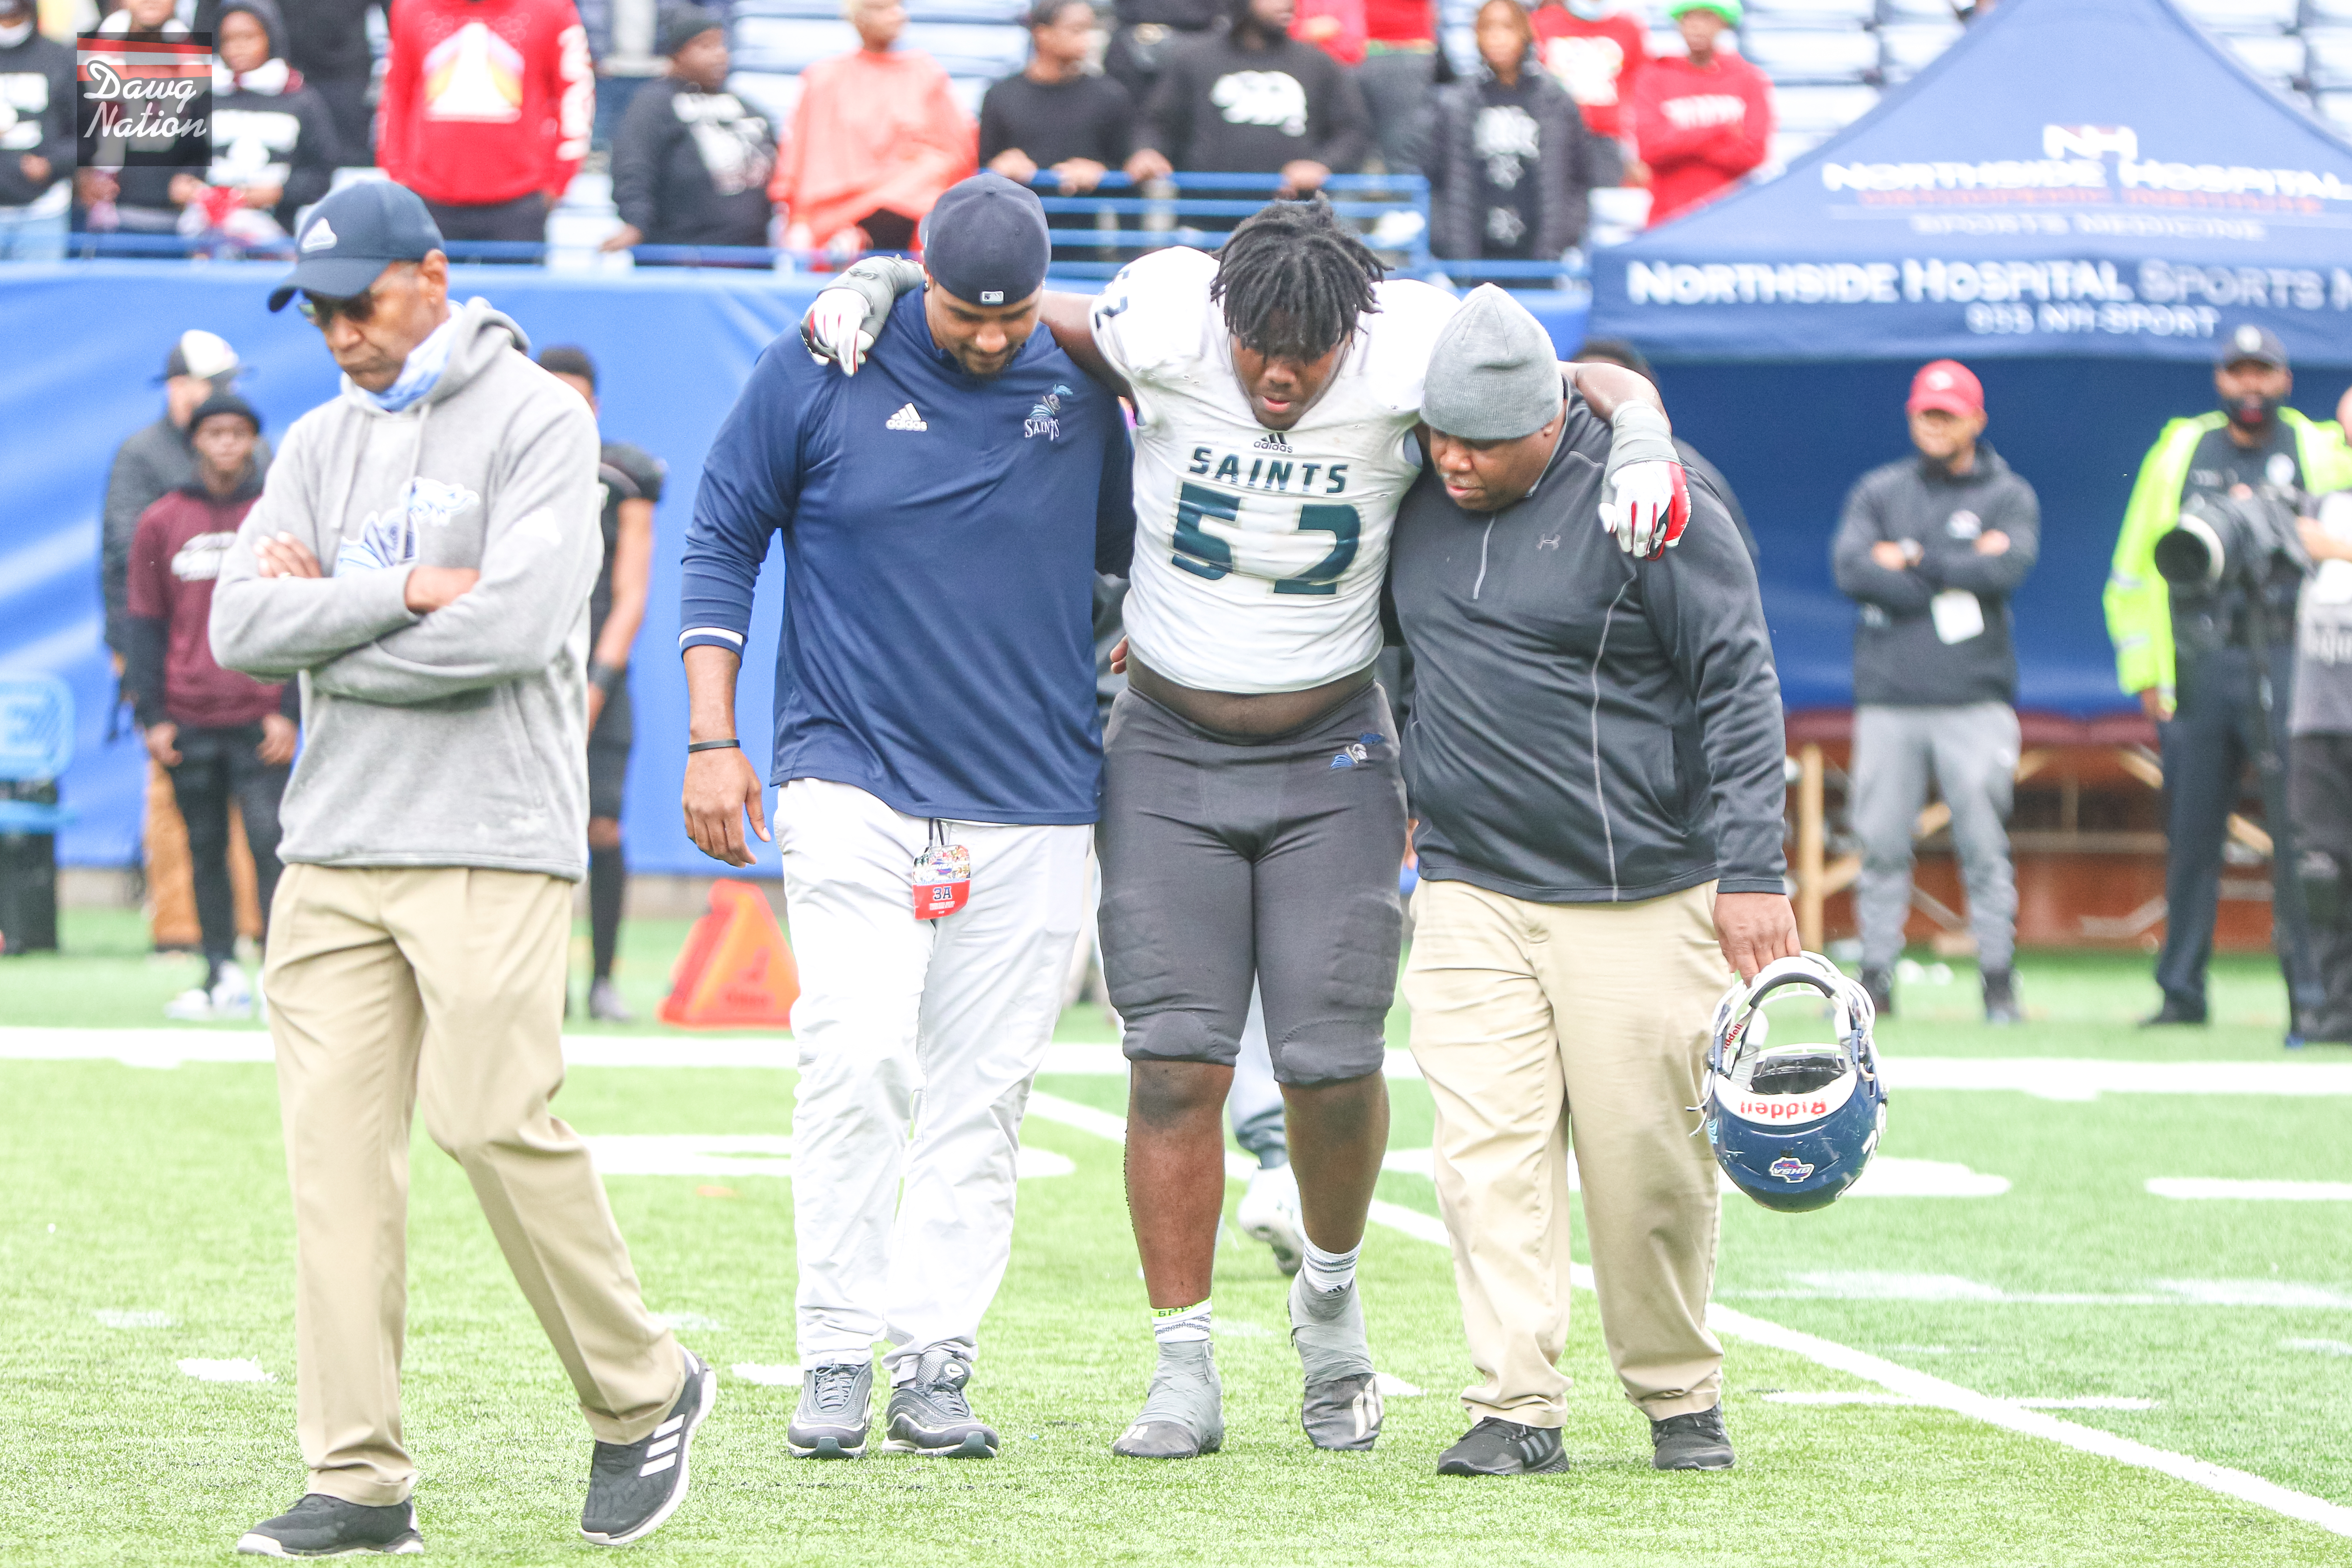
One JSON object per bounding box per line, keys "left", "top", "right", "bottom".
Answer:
{"left": 886, "top": 403, "right": 927, "bottom": 432}
{"left": 1252, "top": 432, "right": 1293, "bottom": 453}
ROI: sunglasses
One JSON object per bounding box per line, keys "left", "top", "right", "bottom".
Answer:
{"left": 297, "top": 285, "right": 382, "bottom": 329}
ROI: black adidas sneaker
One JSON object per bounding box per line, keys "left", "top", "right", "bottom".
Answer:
{"left": 236, "top": 1495, "right": 423, "bottom": 1556}
{"left": 581, "top": 1348, "right": 718, "bottom": 1546}
{"left": 1435, "top": 1418, "right": 1568, "bottom": 1477}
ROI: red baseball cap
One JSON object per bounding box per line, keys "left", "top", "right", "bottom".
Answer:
{"left": 1907, "top": 359, "right": 1984, "bottom": 418}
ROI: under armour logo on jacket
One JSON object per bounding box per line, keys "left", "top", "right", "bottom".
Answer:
{"left": 886, "top": 403, "right": 927, "bottom": 432}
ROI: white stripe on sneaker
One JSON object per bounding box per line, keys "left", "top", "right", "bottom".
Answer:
{"left": 647, "top": 1435, "right": 679, "bottom": 1456}
{"left": 638, "top": 1453, "right": 677, "bottom": 1477}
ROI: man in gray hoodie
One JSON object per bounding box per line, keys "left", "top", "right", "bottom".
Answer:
{"left": 209, "top": 181, "right": 711, "bottom": 1558}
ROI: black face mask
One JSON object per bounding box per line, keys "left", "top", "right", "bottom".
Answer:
{"left": 2225, "top": 391, "right": 2282, "bottom": 429}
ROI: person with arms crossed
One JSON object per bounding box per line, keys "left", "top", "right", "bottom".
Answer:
{"left": 2106, "top": 325, "right": 2352, "bottom": 1027}
{"left": 679, "top": 174, "right": 1136, "bottom": 1462}
{"left": 1388, "top": 286, "right": 1794, "bottom": 1477}
{"left": 802, "top": 196, "right": 1689, "bottom": 1460}
{"left": 537, "top": 345, "right": 663, "bottom": 1020}
{"left": 128, "top": 390, "right": 298, "bottom": 1021}
{"left": 210, "top": 182, "right": 711, "bottom": 1557}
{"left": 1629, "top": 0, "right": 1770, "bottom": 226}
{"left": 1831, "top": 360, "right": 2038, "bottom": 1024}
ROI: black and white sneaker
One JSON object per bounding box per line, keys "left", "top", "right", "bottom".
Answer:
{"left": 1650, "top": 1405, "right": 1735, "bottom": 1471}
{"left": 882, "top": 1349, "right": 998, "bottom": 1457}
{"left": 237, "top": 1495, "right": 423, "bottom": 1557}
{"left": 1436, "top": 1418, "right": 1569, "bottom": 1477}
{"left": 580, "top": 1348, "right": 717, "bottom": 1546}
{"left": 788, "top": 1359, "right": 874, "bottom": 1459}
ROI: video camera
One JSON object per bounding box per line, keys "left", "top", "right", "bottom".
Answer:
{"left": 2153, "top": 486, "right": 2310, "bottom": 591}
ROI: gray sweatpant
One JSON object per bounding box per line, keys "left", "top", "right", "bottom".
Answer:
{"left": 1852, "top": 702, "right": 2021, "bottom": 973}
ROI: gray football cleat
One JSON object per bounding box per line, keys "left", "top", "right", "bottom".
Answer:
{"left": 883, "top": 1349, "right": 998, "bottom": 1456}
{"left": 1111, "top": 1339, "right": 1223, "bottom": 1459}
{"left": 788, "top": 1360, "right": 873, "bottom": 1459}
{"left": 237, "top": 1495, "right": 422, "bottom": 1557}
{"left": 1650, "top": 1405, "right": 1735, "bottom": 1470}
{"left": 1290, "top": 1271, "right": 1381, "bottom": 1450}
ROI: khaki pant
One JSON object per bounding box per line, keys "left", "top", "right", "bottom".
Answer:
{"left": 1402, "top": 877, "right": 1727, "bottom": 1427}
{"left": 264, "top": 863, "right": 681, "bottom": 1505}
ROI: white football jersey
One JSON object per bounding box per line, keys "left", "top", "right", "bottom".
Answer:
{"left": 1090, "top": 246, "right": 1459, "bottom": 695}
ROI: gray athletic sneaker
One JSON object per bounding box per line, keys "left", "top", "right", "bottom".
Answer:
{"left": 788, "top": 1360, "right": 873, "bottom": 1459}
{"left": 1290, "top": 1272, "right": 1381, "bottom": 1450}
{"left": 1111, "top": 1339, "right": 1223, "bottom": 1459}
{"left": 883, "top": 1349, "right": 998, "bottom": 1456}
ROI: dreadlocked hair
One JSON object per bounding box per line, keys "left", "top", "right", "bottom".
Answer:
{"left": 1210, "top": 198, "right": 1384, "bottom": 362}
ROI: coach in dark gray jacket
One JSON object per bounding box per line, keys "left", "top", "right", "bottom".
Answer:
{"left": 1388, "top": 286, "right": 1793, "bottom": 1482}
{"left": 1830, "top": 359, "right": 2038, "bottom": 1024}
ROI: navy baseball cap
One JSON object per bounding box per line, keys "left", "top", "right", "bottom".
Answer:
{"left": 268, "top": 182, "right": 445, "bottom": 311}
{"left": 920, "top": 174, "right": 1050, "bottom": 308}
{"left": 2217, "top": 322, "right": 2289, "bottom": 370}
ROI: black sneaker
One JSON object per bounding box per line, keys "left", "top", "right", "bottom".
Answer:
{"left": 789, "top": 1359, "right": 874, "bottom": 1458}
{"left": 1859, "top": 967, "right": 1895, "bottom": 1019}
{"left": 883, "top": 1349, "right": 999, "bottom": 1456}
{"left": 1982, "top": 967, "right": 2022, "bottom": 1026}
{"left": 580, "top": 1348, "right": 716, "bottom": 1547}
{"left": 1650, "top": 1406, "right": 1735, "bottom": 1471}
{"left": 2140, "top": 999, "right": 2208, "bottom": 1027}
{"left": 237, "top": 1495, "right": 422, "bottom": 1557}
{"left": 1436, "top": 1417, "right": 1568, "bottom": 1476}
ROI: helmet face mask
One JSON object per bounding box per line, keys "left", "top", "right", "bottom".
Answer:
{"left": 1703, "top": 954, "right": 1889, "bottom": 1214}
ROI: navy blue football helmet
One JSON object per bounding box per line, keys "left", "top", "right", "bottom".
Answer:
{"left": 1703, "top": 954, "right": 1888, "bottom": 1214}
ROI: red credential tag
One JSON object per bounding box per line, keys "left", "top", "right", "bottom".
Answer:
{"left": 912, "top": 844, "right": 971, "bottom": 920}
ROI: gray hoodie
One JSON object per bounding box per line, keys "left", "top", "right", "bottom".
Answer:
{"left": 211, "top": 298, "right": 602, "bottom": 880}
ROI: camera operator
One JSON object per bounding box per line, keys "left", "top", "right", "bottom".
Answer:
{"left": 2291, "top": 493, "right": 2352, "bottom": 1044}
{"left": 2105, "top": 325, "right": 2352, "bottom": 1028}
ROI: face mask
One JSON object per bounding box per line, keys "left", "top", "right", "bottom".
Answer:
{"left": 2225, "top": 391, "right": 2282, "bottom": 429}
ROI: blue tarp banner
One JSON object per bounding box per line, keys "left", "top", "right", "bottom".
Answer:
{"left": 1591, "top": 0, "right": 2352, "bottom": 364}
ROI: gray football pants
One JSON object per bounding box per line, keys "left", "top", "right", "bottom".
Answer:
{"left": 1852, "top": 702, "right": 2020, "bottom": 973}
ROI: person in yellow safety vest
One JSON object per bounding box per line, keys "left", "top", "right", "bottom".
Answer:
{"left": 2103, "top": 323, "right": 2352, "bottom": 1030}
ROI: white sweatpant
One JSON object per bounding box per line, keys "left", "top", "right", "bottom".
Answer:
{"left": 776, "top": 779, "right": 1090, "bottom": 1383}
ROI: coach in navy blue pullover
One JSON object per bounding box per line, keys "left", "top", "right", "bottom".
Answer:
{"left": 678, "top": 265, "right": 1134, "bottom": 828}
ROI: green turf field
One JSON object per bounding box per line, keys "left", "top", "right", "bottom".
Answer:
{"left": 5, "top": 913, "right": 2352, "bottom": 1563}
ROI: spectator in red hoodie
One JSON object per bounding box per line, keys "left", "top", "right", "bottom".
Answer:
{"left": 377, "top": 0, "right": 594, "bottom": 247}
{"left": 1531, "top": 0, "right": 1646, "bottom": 186}
{"left": 126, "top": 390, "right": 296, "bottom": 1022}
{"left": 1630, "top": 0, "right": 1769, "bottom": 225}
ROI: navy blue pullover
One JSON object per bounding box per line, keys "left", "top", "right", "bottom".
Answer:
{"left": 679, "top": 291, "right": 1137, "bottom": 824}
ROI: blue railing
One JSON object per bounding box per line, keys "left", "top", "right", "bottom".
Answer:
{"left": 46, "top": 170, "right": 1585, "bottom": 290}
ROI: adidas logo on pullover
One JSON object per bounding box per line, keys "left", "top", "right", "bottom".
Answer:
{"left": 886, "top": 403, "right": 927, "bottom": 432}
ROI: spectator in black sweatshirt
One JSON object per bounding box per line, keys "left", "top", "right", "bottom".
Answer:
{"left": 278, "top": 0, "right": 386, "bottom": 164}
{"left": 1130, "top": 0, "right": 1370, "bottom": 196}
{"left": 983, "top": 0, "right": 1137, "bottom": 194}
{"left": 604, "top": 7, "right": 777, "bottom": 255}
{"left": 1428, "top": 0, "right": 1594, "bottom": 266}
{"left": 0, "top": 0, "right": 74, "bottom": 259}
{"left": 177, "top": 0, "right": 340, "bottom": 237}
{"left": 1104, "top": 0, "right": 1223, "bottom": 105}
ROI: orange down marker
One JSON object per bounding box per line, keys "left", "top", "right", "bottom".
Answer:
{"left": 658, "top": 879, "right": 800, "bottom": 1030}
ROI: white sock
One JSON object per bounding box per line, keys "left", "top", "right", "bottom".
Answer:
{"left": 1300, "top": 1239, "right": 1359, "bottom": 1294}
{"left": 1151, "top": 1298, "right": 1211, "bottom": 1346}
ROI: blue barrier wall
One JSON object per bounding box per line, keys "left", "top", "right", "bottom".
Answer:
{"left": 17, "top": 260, "right": 2296, "bottom": 879}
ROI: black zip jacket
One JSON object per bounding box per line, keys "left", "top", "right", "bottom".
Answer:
{"left": 1427, "top": 69, "right": 1595, "bottom": 261}
{"left": 280, "top": 0, "right": 387, "bottom": 81}
{"left": 1140, "top": 29, "right": 1369, "bottom": 174}
{"left": 1387, "top": 394, "right": 1787, "bottom": 904}
{"left": 609, "top": 76, "right": 775, "bottom": 246}
{"left": 0, "top": 28, "right": 74, "bottom": 209}
{"left": 1830, "top": 441, "right": 2040, "bottom": 707}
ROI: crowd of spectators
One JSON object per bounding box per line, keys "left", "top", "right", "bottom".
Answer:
{"left": 5, "top": 0, "right": 1803, "bottom": 270}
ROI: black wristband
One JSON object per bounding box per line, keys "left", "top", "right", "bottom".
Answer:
{"left": 687, "top": 738, "right": 741, "bottom": 754}
{"left": 588, "top": 659, "right": 624, "bottom": 696}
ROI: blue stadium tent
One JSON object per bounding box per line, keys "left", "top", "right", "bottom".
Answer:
{"left": 1586, "top": 0, "right": 2352, "bottom": 714}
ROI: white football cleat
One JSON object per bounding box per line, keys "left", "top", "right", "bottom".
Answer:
{"left": 1236, "top": 1161, "right": 1307, "bottom": 1276}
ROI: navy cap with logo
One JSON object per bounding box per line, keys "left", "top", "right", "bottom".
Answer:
{"left": 268, "top": 181, "right": 446, "bottom": 312}
{"left": 919, "top": 173, "right": 1050, "bottom": 309}
{"left": 2217, "top": 322, "right": 2289, "bottom": 371}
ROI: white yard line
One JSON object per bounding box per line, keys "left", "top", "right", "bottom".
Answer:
{"left": 14, "top": 1030, "right": 2352, "bottom": 1100}
{"left": 1021, "top": 1092, "right": 2352, "bottom": 1542}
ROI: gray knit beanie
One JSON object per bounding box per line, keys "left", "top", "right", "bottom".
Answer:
{"left": 1422, "top": 284, "right": 1565, "bottom": 441}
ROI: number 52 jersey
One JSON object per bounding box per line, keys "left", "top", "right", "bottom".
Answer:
{"left": 1089, "top": 246, "right": 1460, "bottom": 695}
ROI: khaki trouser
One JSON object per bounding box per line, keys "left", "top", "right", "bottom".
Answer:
{"left": 264, "top": 863, "right": 681, "bottom": 1505}
{"left": 1402, "top": 877, "right": 1727, "bottom": 1428}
